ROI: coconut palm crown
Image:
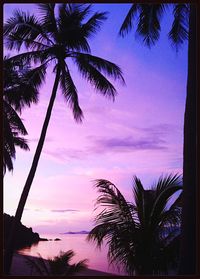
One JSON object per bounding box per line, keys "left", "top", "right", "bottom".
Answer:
{"left": 4, "top": 3, "right": 124, "bottom": 122}
{"left": 88, "top": 174, "right": 182, "bottom": 275}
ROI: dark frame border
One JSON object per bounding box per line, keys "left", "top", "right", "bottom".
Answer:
{"left": 1, "top": 1, "right": 199, "bottom": 278}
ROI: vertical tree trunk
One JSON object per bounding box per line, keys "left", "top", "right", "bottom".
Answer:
{"left": 4, "top": 67, "right": 61, "bottom": 275}
{"left": 178, "top": 4, "right": 197, "bottom": 274}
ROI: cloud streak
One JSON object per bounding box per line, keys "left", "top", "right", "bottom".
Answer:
{"left": 43, "top": 132, "right": 168, "bottom": 162}
{"left": 51, "top": 209, "right": 80, "bottom": 213}
{"left": 92, "top": 136, "right": 167, "bottom": 152}
{"left": 43, "top": 148, "right": 88, "bottom": 162}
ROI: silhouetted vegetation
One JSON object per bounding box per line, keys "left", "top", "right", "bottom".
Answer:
{"left": 3, "top": 4, "right": 124, "bottom": 273}
{"left": 119, "top": 4, "right": 197, "bottom": 274}
{"left": 25, "top": 250, "right": 88, "bottom": 276}
{"left": 88, "top": 174, "right": 182, "bottom": 275}
{"left": 3, "top": 57, "right": 40, "bottom": 175}
{"left": 3, "top": 213, "right": 40, "bottom": 250}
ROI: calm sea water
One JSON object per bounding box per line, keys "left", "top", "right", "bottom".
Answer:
{"left": 17, "top": 234, "right": 127, "bottom": 275}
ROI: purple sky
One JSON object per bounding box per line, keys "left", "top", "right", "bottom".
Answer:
{"left": 3, "top": 4, "right": 187, "bottom": 236}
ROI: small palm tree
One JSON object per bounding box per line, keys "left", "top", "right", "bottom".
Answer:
{"left": 3, "top": 57, "right": 41, "bottom": 175}
{"left": 88, "top": 174, "right": 182, "bottom": 275}
{"left": 119, "top": 4, "right": 196, "bottom": 273}
{"left": 3, "top": 4, "right": 124, "bottom": 274}
{"left": 25, "top": 250, "right": 88, "bottom": 276}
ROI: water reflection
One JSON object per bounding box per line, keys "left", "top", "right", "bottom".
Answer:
{"left": 17, "top": 234, "right": 127, "bottom": 275}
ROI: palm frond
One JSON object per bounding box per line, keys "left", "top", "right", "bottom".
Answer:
{"left": 119, "top": 4, "right": 139, "bottom": 37}
{"left": 171, "top": 191, "right": 182, "bottom": 207}
{"left": 4, "top": 10, "right": 38, "bottom": 37}
{"left": 4, "top": 101, "right": 28, "bottom": 135}
{"left": 3, "top": 107, "right": 16, "bottom": 171}
{"left": 3, "top": 100, "right": 30, "bottom": 175}
{"left": 61, "top": 3, "right": 92, "bottom": 21}
{"left": 88, "top": 223, "right": 115, "bottom": 248}
{"left": 57, "top": 5, "right": 91, "bottom": 53}
{"left": 81, "top": 11, "right": 108, "bottom": 38}
{"left": 160, "top": 208, "right": 181, "bottom": 231}
{"left": 4, "top": 59, "right": 47, "bottom": 112}
{"left": 59, "top": 62, "right": 83, "bottom": 122}
{"left": 153, "top": 173, "right": 182, "bottom": 195}
{"left": 6, "top": 34, "right": 48, "bottom": 52}
{"left": 3, "top": 57, "right": 34, "bottom": 175}
{"left": 4, "top": 9, "right": 51, "bottom": 50}
{"left": 88, "top": 220, "right": 136, "bottom": 275}
{"left": 52, "top": 250, "right": 74, "bottom": 265}
{"left": 107, "top": 231, "right": 136, "bottom": 275}
{"left": 66, "top": 259, "right": 88, "bottom": 275}
{"left": 89, "top": 173, "right": 182, "bottom": 275}
{"left": 72, "top": 53, "right": 125, "bottom": 84}
{"left": 48, "top": 250, "right": 75, "bottom": 275}
{"left": 3, "top": 119, "right": 15, "bottom": 157}
{"left": 37, "top": 3, "right": 58, "bottom": 42}
{"left": 133, "top": 176, "right": 146, "bottom": 227}
{"left": 13, "top": 136, "right": 30, "bottom": 151}
{"left": 159, "top": 193, "right": 182, "bottom": 231}
{"left": 3, "top": 145, "right": 14, "bottom": 175}
{"left": 88, "top": 179, "right": 136, "bottom": 269}
{"left": 25, "top": 250, "right": 88, "bottom": 276}
{"left": 136, "top": 4, "right": 165, "bottom": 47}
{"left": 74, "top": 56, "right": 118, "bottom": 100}
{"left": 94, "top": 179, "right": 134, "bottom": 221}
{"left": 168, "top": 4, "right": 189, "bottom": 51}
{"left": 22, "top": 62, "right": 47, "bottom": 93}
{"left": 4, "top": 50, "right": 47, "bottom": 65}
{"left": 150, "top": 174, "right": 182, "bottom": 228}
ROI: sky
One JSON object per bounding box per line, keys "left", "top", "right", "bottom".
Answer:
{"left": 3, "top": 3, "right": 188, "bottom": 236}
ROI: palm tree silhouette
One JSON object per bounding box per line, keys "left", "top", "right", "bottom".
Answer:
{"left": 119, "top": 4, "right": 196, "bottom": 274}
{"left": 3, "top": 4, "right": 124, "bottom": 273}
{"left": 3, "top": 57, "right": 41, "bottom": 174}
{"left": 25, "top": 250, "right": 88, "bottom": 276}
{"left": 88, "top": 174, "right": 182, "bottom": 275}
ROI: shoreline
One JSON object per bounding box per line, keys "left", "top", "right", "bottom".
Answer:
{"left": 10, "top": 253, "right": 119, "bottom": 276}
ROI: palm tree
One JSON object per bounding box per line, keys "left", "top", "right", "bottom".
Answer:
{"left": 25, "top": 250, "right": 88, "bottom": 276}
{"left": 119, "top": 4, "right": 197, "bottom": 274}
{"left": 3, "top": 4, "right": 124, "bottom": 274}
{"left": 3, "top": 57, "right": 41, "bottom": 175}
{"left": 88, "top": 174, "right": 182, "bottom": 275}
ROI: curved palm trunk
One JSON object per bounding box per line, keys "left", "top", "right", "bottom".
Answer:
{"left": 178, "top": 4, "right": 197, "bottom": 274}
{"left": 4, "top": 67, "right": 61, "bottom": 275}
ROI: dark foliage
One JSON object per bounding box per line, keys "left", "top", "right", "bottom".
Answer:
{"left": 119, "top": 3, "right": 189, "bottom": 49}
{"left": 4, "top": 3, "right": 124, "bottom": 122}
{"left": 25, "top": 250, "right": 88, "bottom": 276}
{"left": 3, "top": 57, "right": 40, "bottom": 175}
{"left": 3, "top": 213, "right": 40, "bottom": 250}
{"left": 88, "top": 174, "right": 182, "bottom": 275}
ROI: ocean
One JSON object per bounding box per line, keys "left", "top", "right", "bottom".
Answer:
{"left": 17, "top": 233, "right": 127, "bottom": 275}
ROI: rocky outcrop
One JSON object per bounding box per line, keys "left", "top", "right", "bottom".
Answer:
{"left": 3, "top": 213, "right": 40, "bottom": 250}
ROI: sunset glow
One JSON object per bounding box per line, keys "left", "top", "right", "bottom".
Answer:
{"left": 3, "top": 3, "right": 187, "bottom": 235}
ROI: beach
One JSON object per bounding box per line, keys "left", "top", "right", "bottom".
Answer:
{"left": 10, "top": 253, "right": 118, "bottom": 276}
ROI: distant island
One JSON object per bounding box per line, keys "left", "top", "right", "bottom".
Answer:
{"left": 61, "top": 230, "right": 89, "bottom": 235}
